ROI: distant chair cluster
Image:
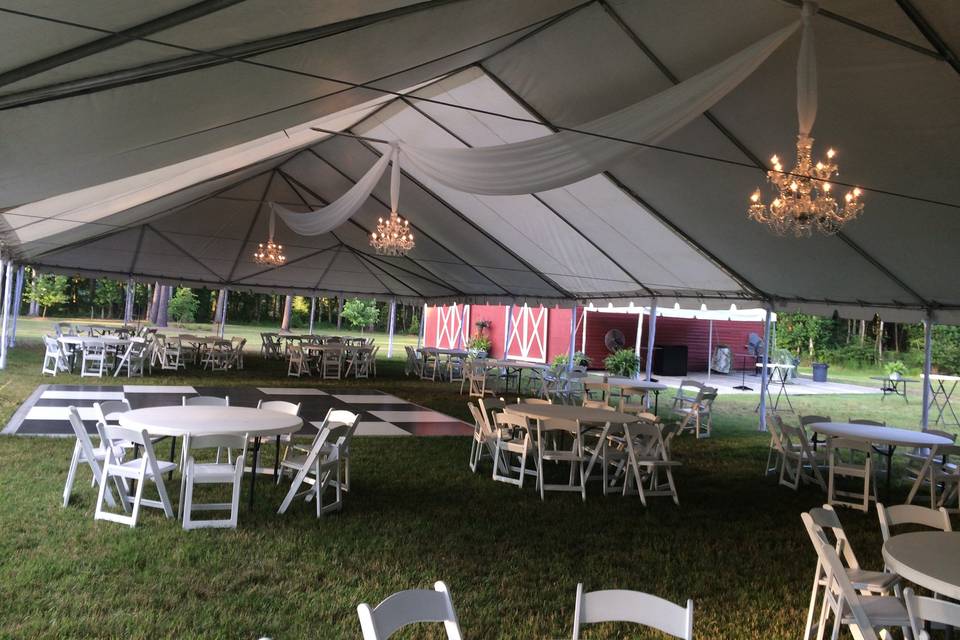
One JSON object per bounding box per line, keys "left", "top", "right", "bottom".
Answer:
{"left": 262, "top": 332, "right": 378, "bottom": 379}
{"left": 43, "top": 322, "right": 245, "bottom": 378}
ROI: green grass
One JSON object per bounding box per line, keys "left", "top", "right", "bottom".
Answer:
{"left": 0, "top": 332, "right": 953, "bottom": 638}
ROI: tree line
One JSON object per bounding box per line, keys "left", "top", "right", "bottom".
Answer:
{"left": 21, "top": 270, "right": 421, "bottom": 334}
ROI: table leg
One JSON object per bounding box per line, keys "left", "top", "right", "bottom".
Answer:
{"left": 273, "top": 435, "right": 281, "bottom": 478}
{"left": 654, "top": 390, "right": 659, "bottom": 416}
{"left": 168, "top": 436, "right": 176, "bottom": 480}
{"left": 249, "top": 436, "right": 261, "bottom": 511}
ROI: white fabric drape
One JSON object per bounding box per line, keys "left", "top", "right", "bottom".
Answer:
{"left": 272, "top": 144, "right": 396, "bottom": 235}
{"left": 797, "top": 1, "right": 818, "bottom": 136}
{"left": 398, "top": 21, "right": 799, "bottom": 196}
{"left": 272, "top": 20, "right": 799, "bottom": 229}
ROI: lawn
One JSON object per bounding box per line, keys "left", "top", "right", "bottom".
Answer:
{"left": 0, "top": 333, "right": 950, "bottom": 638}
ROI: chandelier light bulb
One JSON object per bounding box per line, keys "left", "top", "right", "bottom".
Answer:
{"left": 823, "top": 182, "right": 831, "bottom": 192}
{"left": 750, "top": 190, "right": 761, "bottom": 203}
{"left": 826, "top": 148, "right": 835, "bottom": 158}
{"left": 853, "top": 187, "right": 862, "bottom": 197}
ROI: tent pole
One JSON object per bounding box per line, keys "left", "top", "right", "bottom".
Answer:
{"left": 0, "top": 261, "right": 13, "bottom": 369}
{"left": 634, "top": 306, "right": 644, "bottom": 365}
{"left": 387, "top": 298, "right": 396, "bottom": 358}
{"left": 123, "top": 277, "right": 134, "bottom": 324}
{"left": 707, "top": 318, "right": 714, "bottom": 385}
{"left": 308, "top": 296, "right": 316, "bottom": 335}
{"left": 218, "top": 288, "right": 229, "bottom": 338}
{"left": 758, "top": 305, "right": 773, "bottom": 432}
{"left": 504, "top": 304, "right": 514, "bottom": 359}
{"left": 9, "top": 264, "right": 24, "bottom": 348}
{"left": 417, "top": 303, "right": 426, "bottom": 350}
{"left": 567, "top": 305, "right": 577, "bottom": 372}
{"left": 644, "top": 299, "right": 658, "bottom": 382}
{"left": 921, "top": 310, "right": 933, "bottom": 431}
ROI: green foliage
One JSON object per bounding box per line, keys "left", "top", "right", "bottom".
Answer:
{"left": 603, "top": 348, "right": 639, "bottom": 377}
{"left": 552, "top": 351, "right": 590, "bottom": 368}
{"left": 167, "top": 287, "right": 199, "bottom": 326}
{"left": 776, "top": 312, "right": 840, "bottom": 358}
{"left": 468, "top": 335, "right": 492, "bottom": 353}
{"left": 817, "top": 343, "right": 876, "bottom": 368}
{"left": 292, "top": 296, "right": 311, "bottom": 316}
{"left": 92, "top": 278, "right": 123, "bottom": 309}
{"left": 884, "top": 360, "right": 908, "bottom": 378}
{"left": 931, "top": 325, "right": 960, "bottom": 375}
{"left": 340, "top": 298, "right": 379, "bottom": 332}
{"left": 25, "top": 274, "right": 69, "bottom": 316}
{"left": 407, "top": 313, "right": 420, "bottom": 336}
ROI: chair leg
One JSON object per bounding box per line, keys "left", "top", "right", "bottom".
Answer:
{"left": 63, "top": 443, "right": 81, "bottom": 507}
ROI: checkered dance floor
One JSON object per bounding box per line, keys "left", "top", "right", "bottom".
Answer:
{"left": 3, "top": 385, "right": 472, "bottom": 438}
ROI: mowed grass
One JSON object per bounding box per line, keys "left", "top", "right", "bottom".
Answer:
{"left": 0, "top": 335, "right": 952, "bottom": 639}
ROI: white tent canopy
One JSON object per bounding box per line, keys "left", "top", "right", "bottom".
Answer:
{"left": 1, "top": 0, "right": 958, "bottom": 321}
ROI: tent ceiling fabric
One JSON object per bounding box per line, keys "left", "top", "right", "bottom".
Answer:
{"left": 1, "top": 0, "right": 958, "bottom": 321}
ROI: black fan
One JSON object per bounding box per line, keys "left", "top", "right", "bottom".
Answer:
{"left": 604, "top": 328, "right": 626, "bottom": 352}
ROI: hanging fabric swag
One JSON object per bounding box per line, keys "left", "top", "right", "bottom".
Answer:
{"left": 273, "top": 20, "right": 799, "bottom": 233}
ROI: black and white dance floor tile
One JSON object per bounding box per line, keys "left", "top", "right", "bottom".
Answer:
{"left": 3, "top": 384, "right": 471, "bottom": 438}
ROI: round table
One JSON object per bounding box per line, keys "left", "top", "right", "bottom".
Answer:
{"left": 883, "top": 531, "right": 960, "bottom": 600}
{"left": 810, "top": 422, "right": 952, "bottom": 500}
{"left": 120, "top": 406, "right": 303, "bottom": 509}
{"left": 504, "top": 403, "right": 641, "bottom": 481}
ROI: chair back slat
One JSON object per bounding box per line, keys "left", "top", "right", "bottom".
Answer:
{"left": 183, "top": 395, "right": 229, "bottom": 407}
{"left": 574, "top": 584, "right": 693, "bottom": 640}
{"left": 904, "top": 587, "right": 960, "bottom": 640}
{"left": 258, "top": 400, "right": 302, "bottom": 416}
{"left": 188, "top": 433, "right": 248, "bottom": 451}
{"left": 357, "top": 582, "right": 461, "bottom": 640}
{"left": 877, "top": 503, "right": 952, "bottom": 541}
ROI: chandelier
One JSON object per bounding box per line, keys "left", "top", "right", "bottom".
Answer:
{"left": 370, "top": 210, "right": 415, "bottom": 256}
{"left": 747, "top": 0, "right": 864, "bottom": 237}
{"left": 748, "top": 136, "right": 863, "bottom": 236}
{"left": 253, "top": 210, "right": 286, "bottom": 266}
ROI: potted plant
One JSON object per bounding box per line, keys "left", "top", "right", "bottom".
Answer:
{"left": 552, "top": 351, "right": 591, "bottom": 369}
{"left": 603, "top": 348, "right": 640, "bottom": 378}
{"left": 884, "top": 360, "right": 907, "bottom": 381}
{"left": 468, "top": 319, "right": 493, "bottom": 358}
{"left": 467, "top": 335, "right": 492, "bottom": 358}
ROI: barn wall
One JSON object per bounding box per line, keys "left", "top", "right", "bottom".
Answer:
{"left": 582, "top": 310, "right": 766, "bottom": 371}
{"left": 424, "top": 304, "right": 574, "bottom": 361}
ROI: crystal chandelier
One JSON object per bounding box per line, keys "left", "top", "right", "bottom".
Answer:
{"left": 370, "top": 210, "right": 415, "bottom": 256}
{"left": 747, "top": 0, "right": 864, "bottom": 237}
{"left": 253, "top": 210, "right": 286, "bottom": 266}
{"left": 748, "top": 137, "right": 863, "bottom": 236}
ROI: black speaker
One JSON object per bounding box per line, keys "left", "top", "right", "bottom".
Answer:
{"left": 654, "top": 345, "right": 687, "bottom": 376}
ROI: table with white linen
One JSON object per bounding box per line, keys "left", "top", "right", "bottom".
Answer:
{"left": 58, "top": 335, "right": 131, "bottom": 373}
{"left": 120, "top": 406, "right": 303, "bottom": 510}
{"left": 810, "top": 422, "right": 952, "bottom": 501}
{"left": 504, "top": 403, "right": 641, "bottom": 480}
{"left": 929, "top": 373, "right": 960, "bottom": 427}
{"left": 883, "top": 531, "right": 960, "bottom": 600}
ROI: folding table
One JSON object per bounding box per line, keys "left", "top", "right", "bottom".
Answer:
{"left": 755, "top": 362, "right": 795, "bottom": 413}
{"left": 929, "top": 373, "right": 960, "bottom": 427}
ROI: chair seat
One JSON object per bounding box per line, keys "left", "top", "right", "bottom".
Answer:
{"left": 833, "top": 462, "right": 871, "bottom": 475}
{"left": 840, "top": 594, "right": 909, "bottom": 627}
{"left": 190, "top": 463, "right": 237, "bottom": 482}
{"left": 542, "top": 451, "right": 586, "bottom": 463}
{"left": 112, "top": 458, "right": 177, "bottom": 478}
{"left": 846, "top": 568, "right": 900, "bottom": 592}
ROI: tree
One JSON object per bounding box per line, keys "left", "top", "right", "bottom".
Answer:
{"left": 340, "top": 298, "right": 379, "bottom": 334}
{"left": 280, "top": 295, "right": 293, "bottom": 331}
{"left": 25, "top": 274, "right": 69, "bottom": 317}
{"left": 93, "top": 278, "right": 123, "bottom": 318}
{"left": 168, "top": 287, "right": 199, "bottom": 326}
{"left": 155, "top": 285, "right": 171, "bottom": 327}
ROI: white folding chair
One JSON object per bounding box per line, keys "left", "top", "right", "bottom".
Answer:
{"left": 277, "top": 425, "right": 343, "bottom": 517}
{"left": 114, "top": 337, "right": 148, "bottom": 377}
{"left": 63, "top": 407, "right": 122, "bottom": 509}
{"left": 280, "top": 409, "right": 359, "bottom": 493}
{"left": 779, "top": 421, "right": 827, "bottom": 490}
{"left": 827, "top": 438, "right": 877, "bottom": 512}
{"left": 491, "top": 411, "right": 537, "bottom": 488}
{"left": 572, "top": 583, "right": 693, "bottom": 640}
{"left": 467, "top": 402, "right": 498, "bottom": 473}
{"left": 94, "top": 424, "right": 177, "bottom": 527}
{"left": 42, "top": 335, "right": 69, "bottom": 375}
{"left": 673, "top": 385, "right": 717, "bottom": 439}
{"left": 877, "top": 503, "right": 952, "bottom": 542}
{"left": 462, "top": 358, "right": 494, "bottom": 397}
{"left": 534, "top": 417, "right": 588, "bottom": 501}
{"left": 904, "top": 587, "right": 960, "bottom": 640}
{"left": 80, "top": 339, "right": 107, "bottom": 377}
{"left": 322, "top": 345, "right": 343, "bottom": 379}
{"left": 801, "top": 513, "right": 910, "bottom": 640}
{"left": 403, "top": 346, "right": 422, "bottom": 377}
{"left": 181, "top": 433, "right": 248, "bottom": 530}
{"left": 357, "top": 581, "right": 462, "bottom": 640}
{"left": 287, "top": 344, "right": 309, "bottom": 377}
{"left": 802, "top": 505, "right": 900, "bottom": 640}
